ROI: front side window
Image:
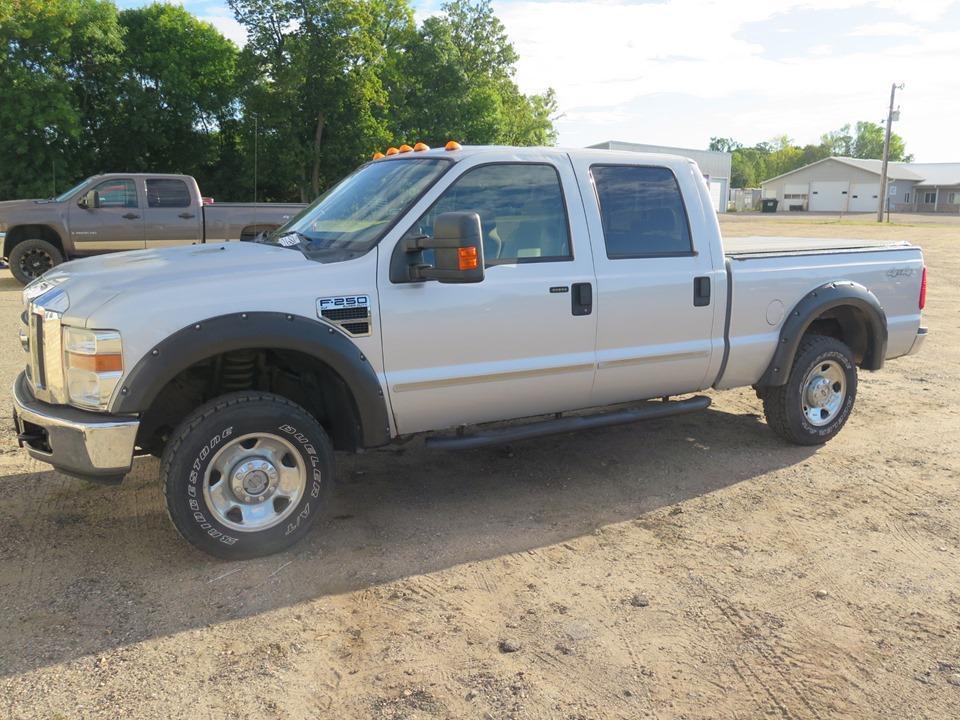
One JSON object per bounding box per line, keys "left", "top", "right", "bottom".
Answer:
{"left": 146, "top": 179, "right": 191, "bottom": 208}
{"left": 591, "top": 165, "right": 693, "bottom": 258}
{"left": 409, "top": 163, "right": 571, "bottom": 264}
{"left": 93, "top": 179, "right": 137, "bottom": 209}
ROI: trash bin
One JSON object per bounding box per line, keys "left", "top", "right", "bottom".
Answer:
{"left": 761, "top": 198, "right": 779, "bottom": 213}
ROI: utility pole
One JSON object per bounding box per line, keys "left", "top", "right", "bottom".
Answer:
{"left": 877, "top": 82, "right": 904, "bottom": 223}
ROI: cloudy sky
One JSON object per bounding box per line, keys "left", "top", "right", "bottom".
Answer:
{"left": 117, "top": 0, "right": 960, "bottom": 162}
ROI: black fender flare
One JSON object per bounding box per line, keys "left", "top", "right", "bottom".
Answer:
{"left": 758, "top": 281, "right": 887, "bottom": 386}
{"left": 111, "top": 312, "right": 391, "bottom": 448}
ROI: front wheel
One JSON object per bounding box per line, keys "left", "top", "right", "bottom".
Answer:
{"left": 8, "top": 238, "right": 64, "bottom": 284}
{"left": 761, "top": 335, "right": 858, "bottom": 445}
{"left": 161, "top": 392, "right": 334, "bottom": 559}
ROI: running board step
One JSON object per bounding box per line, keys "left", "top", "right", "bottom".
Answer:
{"left": 424, "top": 395, "right": 711, "bottom": 450}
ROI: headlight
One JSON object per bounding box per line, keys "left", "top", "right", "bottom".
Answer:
{"left": 63, "top": 327, "right": 123, "bottom": 410}
{"left": 24, "top": 275, "right": 69, "bottom": 306}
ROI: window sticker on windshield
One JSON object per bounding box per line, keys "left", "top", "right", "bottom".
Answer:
{"left": 277, "top": 235, "right": 300, "bottom": 247}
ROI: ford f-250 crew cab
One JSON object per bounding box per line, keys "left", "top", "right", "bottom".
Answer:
{"left": 11, "top": 144, "right": 928, "bottom": 559}
{"left": 0, "top": 173, "right": 304, "bottom": 284}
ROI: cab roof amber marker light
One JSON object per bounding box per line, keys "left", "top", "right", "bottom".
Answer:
{"left": 398, "top": 144, "right": 413, "bottom": 153}
{"left": 445, "top": 140, "right": 461, "bottom": 151}
{"left": 385, "top": 147, "right": 399, "bottom": 155}
{"left": 413, "top": 142, "right": 430, "bottom": 151}
{"left": 372, "top": 151, "right": 385, "bottom": 160}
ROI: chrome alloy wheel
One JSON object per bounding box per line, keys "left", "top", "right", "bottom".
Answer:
{"left": 203, "top": 433, "right": 307, "bottom": 532}
{"left": 801, "top": 359, "right": 847, "bottom": 427}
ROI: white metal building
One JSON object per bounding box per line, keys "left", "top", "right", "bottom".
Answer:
{"left": 588, "top": 141, "right": 732, "bottom": 212}
{"left": 761, "top": 157, "right": 960, "bottom": 214}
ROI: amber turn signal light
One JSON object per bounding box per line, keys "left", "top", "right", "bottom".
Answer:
{"left": 66, "top": 352, "right": 123, "bottom": 373}
{"left": 458, "top": 246, "right": 478, "bottom": 271}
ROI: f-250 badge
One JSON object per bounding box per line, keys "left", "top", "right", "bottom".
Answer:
{"left": 317, "top": 295, "right": 370, "bottom": 311}
{"left": 316, "top": 295, "right": 372, "bottom": 336}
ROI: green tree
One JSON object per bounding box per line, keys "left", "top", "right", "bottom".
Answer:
{"left": 97, "top": 3, "right": 238, "bottom": 195}
{"left": 391, "top": 0, "right": 556, "bottom": 149}
{"left": 851, "top": 120, "right": 909, "bottom": 161}
{"left": 230, "top": 0, "right": 400, "bottom": 200}
{"left": 708, "top": 137, "right": 741, "bottom": 153}
{"left": 0, "top": 0, "right": 123, "bottom": 199}
{"left": 820, "top": 124, "right": 853, "bottom": 156}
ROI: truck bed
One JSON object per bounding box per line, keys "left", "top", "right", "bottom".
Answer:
{"left": 724, "top": 235, "right": 911, "bottom": 258}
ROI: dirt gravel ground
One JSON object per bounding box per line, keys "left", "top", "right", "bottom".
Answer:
{"left": 1, "top": 213, "right": 958, "bottom": 719}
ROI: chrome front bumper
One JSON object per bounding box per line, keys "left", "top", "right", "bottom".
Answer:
{"left": 12, "top": 372, "right": 139, "bottom": 482}
{"left": 907, "top": 326, "right": 928, "bottom": 356}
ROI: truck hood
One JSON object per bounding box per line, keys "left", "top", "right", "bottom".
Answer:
{"left": 39, "top": 242, "right": 314, "bottom": 322}
{"left": 0, "top": 199, "right": 44, "bottom": 207}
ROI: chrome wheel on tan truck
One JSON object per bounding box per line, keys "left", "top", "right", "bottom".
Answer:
{"left": 10, "top": 144, "right": 929, "bottom": 558}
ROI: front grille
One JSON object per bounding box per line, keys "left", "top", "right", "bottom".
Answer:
{"left": 29, "top": 310, "right": 45, "bottom": 389}
{"left": 23, "top": 301, "right": 65, "bottom": 403}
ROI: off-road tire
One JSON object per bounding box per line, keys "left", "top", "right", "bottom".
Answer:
{"left": 9, "top": 238, "right": 64, "bottom": 284}
{"left": 761, "top": 334, "right": 858, "bottom": 446}
{"left": 161, "top": 391, "right": 334, "bottom": 559}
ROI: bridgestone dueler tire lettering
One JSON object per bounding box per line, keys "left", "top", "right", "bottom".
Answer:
{"left": 161, "top": 391, "right": 334, "bottom": 559}
{"left": 761, "top": 334, "right": 858, "bottom": 446}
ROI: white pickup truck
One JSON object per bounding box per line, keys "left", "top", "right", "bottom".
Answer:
{"left": 12, "top": 144, "right": 928, "bottom": 558}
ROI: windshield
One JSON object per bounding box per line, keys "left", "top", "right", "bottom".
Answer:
{"left": 265, "top": 158, "right": 452, "bottom": 262}
{"left": 53, "top": 177, "right": 95, "bottom": 202}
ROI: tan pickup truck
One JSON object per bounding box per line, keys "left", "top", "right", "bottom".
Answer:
{"left": 0, "top": 173, "right": 305, "bottom": 283}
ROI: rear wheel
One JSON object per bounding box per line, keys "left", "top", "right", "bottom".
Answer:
{"left": 761, "top": 335, "right": 858, "bottom": 445}
{"left": 8, "top": 238, "right": 64, "bottom": 284}
{"left": 161, "top": 392, "right": 334, "bottom": 559}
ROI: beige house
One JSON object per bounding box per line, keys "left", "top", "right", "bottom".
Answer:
{"left": 761, "top": 157, "right": 960, "bottom": 214}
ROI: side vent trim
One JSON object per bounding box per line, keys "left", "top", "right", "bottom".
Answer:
{"left": 316, "top": 295, "right": 372, "bottom": 337}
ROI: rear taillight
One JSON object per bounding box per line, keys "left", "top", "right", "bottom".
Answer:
{"left": 919, "top": 266, "right": 927, "bottom": 310}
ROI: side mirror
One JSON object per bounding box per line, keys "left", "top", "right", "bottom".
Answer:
{"left": 396, "top": 211, "right": 485, "bottom": 284}
{"left": 78, "top": 190, "right": 100, "bottom": 209}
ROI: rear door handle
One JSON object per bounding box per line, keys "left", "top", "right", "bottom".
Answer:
{"left": 179, "top": 212, "right": 196, "bottom": 219}
{"left": 572, "top": 282, "right": 592, "bottom": 316}
{"left": 694, "top": 276, "right": 711, "bottom": 307}
{"left": 122, "top": 213, "right": 140, "bottom": 220}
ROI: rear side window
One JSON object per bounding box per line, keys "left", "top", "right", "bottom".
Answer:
{"left": 92, "top": 179, "right": 137, "bottom": 209}
{"left": 591, "top": 165, "right": 693, "bottom": 258}
{"left": 410, "top": 163, "right": 572, "bottom": 264}
{"left": 146, "top": 179, "right": 191, "bottom": 208}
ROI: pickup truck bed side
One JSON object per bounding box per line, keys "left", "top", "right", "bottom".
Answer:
{"left": 718, "top": 243, "right": 923, "bottom": 389}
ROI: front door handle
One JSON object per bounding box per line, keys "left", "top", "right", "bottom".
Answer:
{"left": 694, "top": 276, "right": 711, "bottom": 307}
{"left": 122, "top": 213, "right": 140, "bottom": 220}
{"left": 572, "top": 282, "right": 592, "bottom": 316}
{"left": 179, "top": 212, "right": 196, "bottom": 219}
